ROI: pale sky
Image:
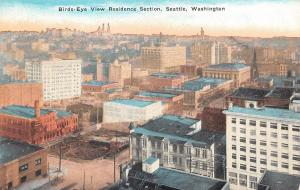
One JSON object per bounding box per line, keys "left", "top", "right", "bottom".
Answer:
{"left": 0, "top": 0, "right": 299, "bottom": 37}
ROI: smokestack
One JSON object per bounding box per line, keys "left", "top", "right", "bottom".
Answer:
{"left": 34, "top": 100, "right": 41, "bottom": 118}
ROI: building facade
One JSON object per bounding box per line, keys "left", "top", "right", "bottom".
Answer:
{"left": 0, "top": 101, "right": 78, "bottom": 144}
{"left": 130, "top": 115, "right": 226, "bottom": 179}
{"left": 25, "top": 59, "right": 82, "bottom": 101}
{"left": 223, "top": 99, "right": 300, "bottom": 190}
{"left": 141, "top": 45, "right": 186, "bottom": 73}
{"left": 202, "top": 63, "right": 250, "bottom": 88}
{"left": 0, "top": 82, "right": 43, "bottom": 107}
{"left": 108, "top": 59, "right": 131, "bottom": 88}
{"left": 0, "top": 137, "right": 47, "bottom": 190}
{"left": 103, "top": 99, "right": 163, "bottom": 123}
{"left": 82, "top": 81, "right": 120, "bottom": 93}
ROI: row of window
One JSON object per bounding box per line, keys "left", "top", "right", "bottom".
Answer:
{"left": 229, "top": 172, "right": 257, "bottom": 189}
{"left": 231, "top": 118, "right": 300, "bottom": 131}
{"left": 232, "top": 135, "right": 300, "bottom": 145}
{"left": 19, "top": 158, "right": 42, "bottom": 172}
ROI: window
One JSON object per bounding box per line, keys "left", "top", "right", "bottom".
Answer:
{"left": 35, "top": 158, "right": 41, "bottom": 166}
{"left": 249, "top": 176, "right": 257, "bottom": 189}
{"left": 232, "top": 162, "right": 237, "bottom": 168}
{"left": 240, "top": 164, "right": 247, "bottom": 170}
{"left": 250, "top": 129, "right": 256, "bottom": 136}
{"left": 240, "top": 119, "right": 246, "bottom": 125}
{"left": 232, "top": 136, "right": 236, "bottom": 141}
{"left": 282, "top": 143, "right": 288, "bottom": 149}
{"left": 179, "top": 145, "right": 184, "bottom": 154}
{"left": 271, "top": 142, "right": 277, "bottom": 148}
{"left": 293, "top": 155, "right": 300, "bottom": 161}
{"left": 250, "top": 139, "right": 256, "bottom": 145}
{"left": 232, "top": 118, "right": 236, "bottom": 124}
{"left": 240, "top": 137, "right": 246, "bottom": 143}
{"left": 240, "top": 155, "right": 246, "bottom": 161}
{"left": 293, "top": 125, "right": 300, "bottom": 132}
{"left": 293, "top": 135, "right": 300, "bottom": 142}
{"left": 250, "top": 148, "right": 256, "bottom": 154}
{"left": 240, "top": 128, "right": 246, "bottom": 134}
{"left": 293, "top": 145, "right": 300, "bottom": 151}
{"left": 195, "top": 148, "right": 200, "bottom": 157}
{"left": 271, "top": 132, "right": 277, "bottom": 138}
{"left": 250, "top": 157, "right": 256, "bottom": 163}
{"left": 239, "top": 174, "right": 247, "bottom": 186}
{"left": 271, "top": 161, "right": 278, "bottom": 167}
{"left": 229, "top": 172, "right": 237, "bottom": 185}
{"left": 293, "top": 164, "right": 300, "bottom": 171}
{"left": 270, "top": 123, "right": 277, "bottom": 129}
{"left": 232, "top": 153, "right": 236, "bottom": 159}
{"left": 282, "top": 153, "right": 289, "bottom": 159}
{"left": 260, "top": 140, "right": 267, "bottom": 146}
{"left": 260, "top": 130, "right": 266, "bottom": 136}
{"left": 164, "top": 156, "right": 168, "bottom": 164}
{"left": 271, "top": 151, "right": 278, "bottom": 157}
{"left": 20, "top": 176, "right": 27, "bottom": 183}
{"left": 232, "top": 127, "right": 236, "bottom": 133}
{"left": 260, "top": 159, "right": 267, "bottom": 165}
{"left": 281, "top": 124, "right": 288, "bottom": 130}
{"left": 186, "top": 147, "right": 191, "bottom": 155}
{"left": 173, "top": 156, "right": 177, "bottom": 164}
{"left": 172, "top": 144, "right": 177, "bottom": 153}
{"left": 260, "top": 121, "right": 266, "bottom": 128}
{"left": 151, "top": 140, "right": 155, "bottom": 148}
{"left": 249, "top": 120, "right": 256, "bottom": 126}
{"left": 202, "top": 149, "right": 207, "bottom": 159}
{"left": 19, "top": 164, "right": 28, "bottom": 172}
{"left": 282, "top": 162, "right": 289, "bottom": 169}
{"left": 164, "top": 143, "right": 168, "bottom": 152}
{"left": 260, "top": 168, "right": 266, "bottom": 173}
{"left": 260, "top": 149, "right": 267, "bottom": 155}
{"left": 35, "top": 169, "right": 41, "bottom": 177}
{"left": 281, "top": 134, "right": 288, "bottom": 139}
{"left": 232, "top": 145, "right": 236, "bottom": 150}
{"left": 240, "top": 146, "right": 246, "bottom": 152}
{"left": 250, "top": 166, "right": 256, "bottom": 172}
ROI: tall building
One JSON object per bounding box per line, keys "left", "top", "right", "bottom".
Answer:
{"left": 191, "top": 41, "right": 232, "bottom": 65}
{"left": 0, "top": 137, "right": 47, "bottom": 189}
{"left": 96, "top": 57, "right": 104, "bottom": 81}
{"left": 141, "top": 45, "right": 186, "bottom": 73}
{"left": 103, "top": 99, "right": 163, "bottom": 123}
{"left": 0, "top": 82, "right": 43, "bottom": 107}
{"left": 108, "top": 59, "right": 131, "bottom": 87}
{"left": 130, "top": 115, "right": 226, "bottom": 179}
{"left": 25, "top": 59, "right": 82, "bottom": 101}
{"left": 223, "top": 95, "right": 300, "bottom": 190}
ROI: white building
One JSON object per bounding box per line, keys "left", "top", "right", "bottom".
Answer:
{"left": 103, "top": 99, "right": 163, "bottom": 123}
{"left": 25, "top": 59, "right": 82, "bottom": 101}
{"left": 223, "top": 97, "right": 300, "bottom": 190}
{"left": 130, "top": 115, "right": 226, "bottom": 179}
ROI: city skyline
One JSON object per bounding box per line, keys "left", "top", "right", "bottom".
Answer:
{"left": 0, "top": 0, "right": 300, "bottom": 37}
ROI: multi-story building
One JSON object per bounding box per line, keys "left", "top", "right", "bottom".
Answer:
{"left": 0, "top": 82, "right": 43, "bottom": 107}
{"left": 202, "top": 63, "right": 250, "bottom": 88}
{"left": 82, "top": 81, "right": 120, "bottom": 93}
{"left": 0, "top": 137, "right": 47, "bottom": 190}
{"left": 108, "top": 59, "right": 131, "bottom": 88}
{"left": 191, "top": 41, "right": 232, "bottom": 65}
{"left": 0, "top": 101, "right": 78, "bottom": 144}
{"left": 141, "top": 45, "right": 186, "bottom": 73}
{"left": 223, "top": 96, "right": 300, "bottom": 190}
{"left": 103, "top": 99, "right": 163, "bottom": 123}
{"left": 134, "top": 91, "right": 184, "bottom": 115}
{"left": 130, "top": 115, "right": 226, "bottom": 179}
{"left": 25, "top": 59, "right": 82, "bottom": 101}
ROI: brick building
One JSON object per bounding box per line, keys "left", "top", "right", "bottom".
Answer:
{"left": 201, "top": 107, "right": 226, "bottom": 133}
{"left": 0, "top": 101, "right": 78, "bottom": 144}
{"left": 82, "top": 81, "right": 120, "bottom": 93}
{"left": 134, "top": 91, "right": 184, "bottom": 115}
{"left": 0, "top": 82, "right": 43, "bottom": 107}
{"left": 0, "top": 137, "right": 47, "bottom": 190}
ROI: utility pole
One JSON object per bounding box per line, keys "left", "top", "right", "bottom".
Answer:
{"left": 83, "top": 170, "right": 86, "bottom": 190}
{"left": 189, "top": 149, "right": 192, "bottom": 173}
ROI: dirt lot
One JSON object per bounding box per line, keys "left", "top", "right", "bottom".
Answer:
{"left": 48, "top": 148, "right": 130, "bottom": 190}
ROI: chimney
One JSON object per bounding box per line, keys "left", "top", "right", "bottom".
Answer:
{"left": 34, "top": 100, "right": 41, "bottom": 118}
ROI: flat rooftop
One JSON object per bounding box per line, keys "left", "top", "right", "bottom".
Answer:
{"left": 203, "top": 63, "right": 249, "bottom": 71}
{"left": 0, "top": 105, "right": 72, "bottom": 119}
{"left": 224, "top": 106, "right": 300, "bottom": 121}
{"left": 133, "top": 115, "right": 220, "bottom": 148}
{"left": 0, "top": 137, "right": 43, "bottom": 165}
{"left": 128, "top": 163, "right": 228, "bottom": 190}
{"left": 110, "top": 99, "right": 157, "bottom": 108}
{"left": 82, "top": 80, "right": 114, "bottom": 87}
{"left": 229, "top": 88, "right": 270, "bottom": 100}
{"left": 183, "top": 77, "right": 230, "bottom": 91}
{"left": 150, "top": 72, "right": 182, "bottom": 79}
{"left": 265, "top": 87, "right": 295, "bottom": 99}
{"left": 258, "top": 171, "right": 300, "bottom": 190}
{"left": 138, "top": 91, "right": 178, "bottom": 99}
